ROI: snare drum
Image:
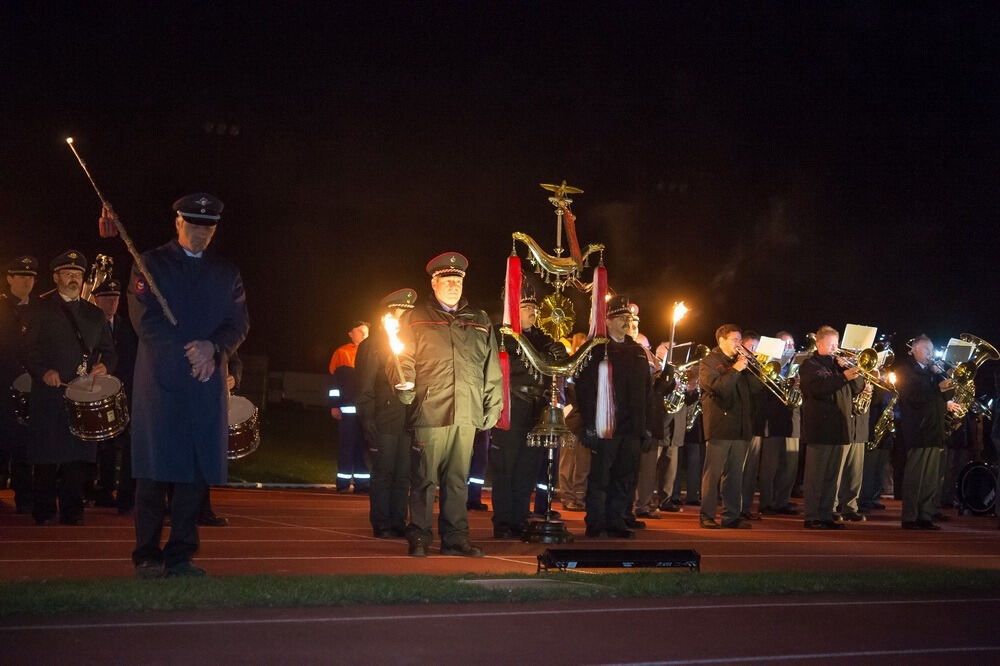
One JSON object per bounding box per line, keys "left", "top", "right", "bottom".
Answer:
{"left": 955, "top": 460, "right": 998, "bottom": 516}
{"left": 11, "top": 372, "right": 31, "bottom": 425}
{"left": 64, "top": 375, "right": 129, "bottom": 441}
{"left": 227, "top": 395, "right": 260, "bottom": 460}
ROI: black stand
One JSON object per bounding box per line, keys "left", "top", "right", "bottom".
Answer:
{"left": 521, "top": 445, "right": 574, "bottom": 544}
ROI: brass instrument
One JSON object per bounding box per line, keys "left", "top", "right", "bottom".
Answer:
{"left": 664, "top": 344, "right": 709, "bottom": 413}
{"left": 869, "top": 392, "right": 898, "bottom": 450}
{"left": 946, "top": 333, "right": 1000, "bottom": 432}
{"left": 686, "top": 391, "right": 702, "bottom": 431}
{"left": 735, "top": 346, "right": 802, "bottom": 408}
{"left": 81, "top": 254, "right": 113, "bottom": 303}
{"left": 833, "top": 346, "right": 896, "bottom": 401}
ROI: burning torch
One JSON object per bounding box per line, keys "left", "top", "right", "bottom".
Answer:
{"left": 383, "top": 314, "right": 414, "bottom": 391}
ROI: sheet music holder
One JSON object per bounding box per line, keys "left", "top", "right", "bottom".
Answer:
{"left": 945, "top": 338, "right": 974, "bottom": 365}
{"left": 842, "top": 324, "right": 877, "bottom": 351}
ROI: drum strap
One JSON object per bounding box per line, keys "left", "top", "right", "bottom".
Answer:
{"left": 56, "top": 301, "right": 93, "bottom": 370}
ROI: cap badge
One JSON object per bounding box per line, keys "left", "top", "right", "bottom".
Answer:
{"left": 68, "top": 252, "right": 78, "bottom": 259}
{"left": 449, "top": 256, "right": 455, "bottom": 263}
{"left": 196, "top": 197, "right": 210, "bottom": 207}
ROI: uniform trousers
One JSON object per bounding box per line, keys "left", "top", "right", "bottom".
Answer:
{"left": 133, "top": 476, "right": 207, "bottom": 567}
{"left": 336, "top": 414, "right": 370, "bottom": 491}
{"left": 901, "top": 446, "right": 943, "bottom": 523}
{"left": 740, "top": 435, "right": 762, "bottom": 512}
{"left": 700, "top": 439, "right": 749, "bottom": 524}
{"left": 940, "top": 447, "right": 970, "bottom": 508}
{"left": 0, "top": 438, "right": 32, "bottom": 510}
{"left": 489, "top": 426, "right": 542, "bottom": 530}
{"left": 585, "top": 434, "right": 640, "bottom": 531}
{"left": 558, "top": 440, "right": 591, "bottom": 506}
{"left": 635, "top": 442, "right": 676, "bottom": 512}
{"left": 860, "top": 446, "right": 890, "bottom": 507}
{"left": 467, "top": 429, "right": 489, "bottom": 506}
{"left": 408, "top": 425, "right": 475, "bottom": 546}
{"left": 758, "top": 436, "right": 799, "bottom": 510}
{"left": 33, "top": 461, "right": 87, "bottom": 523}
{"left": 369, "top": 431, "right": 411, "bottom": 533}
{"left": 673, "top": 440, "right": 704, "bottom": 502}
{"left": 836, "top": 442, "right": 865, "bottom": 513}
{"left": 803, "top": 443, "right": 848, "bottom": 522}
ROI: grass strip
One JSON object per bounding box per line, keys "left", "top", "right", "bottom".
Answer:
{"left": 2, "top": 569, "right": 998, "bottom": 618}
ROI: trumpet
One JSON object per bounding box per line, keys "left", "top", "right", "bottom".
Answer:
{"left": 735, "top": 346, "right": 802, "bottom": 408}
{"left": 664, "top": 344, "right": 710, "bottom": 413}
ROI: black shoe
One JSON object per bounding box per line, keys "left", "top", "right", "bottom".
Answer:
{"left": 831, "top": 512, "right": 844, "bottom": 523}
{"left": 635, "top": 509, "right": 661, "bottom": 519}
{"left": 606, "top": 527, "right": 637, "bottom": 539}
{"left": 467, "top": 501, "right": 490, "bottom": 511}
{"left": 625, "top": 518, "right": 646, "bottom": 529}
{"left": 408, "top": 539, "right": 429, "bottom": 557}
{"left": 902, "top": 521, "right": 921, "bottom": 530}
{"left": 373, "top": 528, "right": 396, "bottom": 539}
{"left": 699, "top": 517, "right": 721, "bottom": 529}
{"left": 440, "top": 540, "right": 484, "bottom": 557}
{"left": 166, "top": 561, "right": 207, "bottom": 578}
{"left": 493, "top": 526, "right": 516, "bottom": 539}
{"left": 740, "top": 511, "right": 762, "bottom": 521}
{"left": 135, "top": 560, "right": 165, "bottom": 579}
{"left": 827, "top": 520, "right": 846, "bottom": 530}
{"left": 722, "top": 519, "right": 752, "bottom": 529}
{"left": 804, "top": 520, "right": 829, "bottom": 529}
{"left": 197, "top": 513, "right": 229, "bottom": 527}
{"left": 871, "top": 502, "right": 887, "bottom": 510}
{"left": 917, "top": 520, "right": 942, "bottom": 530}
{"left": 759, "top": 506, "right": 779, "bottom": 515}
{"left": 585, "top": 526, "right": 606, "bottom": 538}
{"left": 658, "top": 499, "right": 682, "bottom": 513}
{"left": 92, "top": 491, "right": 116, "bottom": 508}
{"left": 841, "top": 511, "right": 866, "bottom": 522}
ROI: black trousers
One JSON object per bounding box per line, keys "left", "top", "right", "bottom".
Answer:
{"left": 133, "top": 476, "right": 207, "bottom": 567}
{"left": 585, "top": 434, "right": 640, "bottom": 531}
{"left": 0, "top": 441, "right": 33, "bottom": 509}
{"left": 33, "top": 461, "right": 87, "bottom": 522}
{"left": 490, "top": 426, "right": 543, "bottom": 530}
{"left": 368, "top": 431, "right": 411, "bottom": 532}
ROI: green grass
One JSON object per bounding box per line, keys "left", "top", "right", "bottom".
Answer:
{"left": 2, "top": 569, "right": 997, "bottom": 618}
{"left": 228, "top": 405, "right": 336, "bottom": 484}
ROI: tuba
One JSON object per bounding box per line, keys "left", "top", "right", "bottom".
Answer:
{"left": 946, "top": 334, "right": 1000, "bottom": 432}
{"left": 664, "top": 344, "right": 710, "bottom": 413}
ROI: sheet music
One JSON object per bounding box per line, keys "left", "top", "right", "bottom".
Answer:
{"left": 842, "top": 324, "right": 877, "bottom": 351}
{"left": 755, "top": 336, "right": 786, "bottom": 361}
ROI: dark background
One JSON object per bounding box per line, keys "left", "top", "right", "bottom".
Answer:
{"left": 3, "top": 2, "right": 998, "bottom": 369}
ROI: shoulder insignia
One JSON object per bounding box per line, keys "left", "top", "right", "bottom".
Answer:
{"left": 134, "top": 276, "right": 147, "bottom": 295}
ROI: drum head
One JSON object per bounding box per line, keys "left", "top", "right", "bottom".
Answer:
{"left": 956, "top": 461, "right": 998, "bottom": 516}
{"left": 12, "top": 373, "right": 31, "bottom": 392}
{"left": 65, "top": 375, "right": 122, "bottom": 402}
{"left": 228, "top": 395, "right": 256, "bottom": 425}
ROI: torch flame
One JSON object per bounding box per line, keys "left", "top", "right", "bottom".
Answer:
{"left": 383, "top": 314, "right": 404, "bottom": 355}
{"left": 672, "top": 301, "right": 688, "bottom": 324}
{"left": 888, "top": 371, "right": 897, "bottom": 385}
{"left": 66, "top": 137, "right": 74, "bottom": 144}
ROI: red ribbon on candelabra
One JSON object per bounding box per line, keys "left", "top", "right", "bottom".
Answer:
{"left": 497, "top": 253, "right": 522, "bottom": 430}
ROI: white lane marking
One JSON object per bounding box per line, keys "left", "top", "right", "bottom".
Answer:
{"left": 2, "top": 597, "right": 998, "bottom": 632}
{"left": 606, "top": 645, "right": 1000, "bottom": 664}
{"left": 223, "top": 514, "right": 377, "bottom": 540}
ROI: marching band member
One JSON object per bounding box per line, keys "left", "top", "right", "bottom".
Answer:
{"left": 799, "top": 325, "right": 863, "bottom": 529}
{"left": 897, "top": 335, "right": 960, "bottom": 530}
{"left": 859, "top": 383, "right": 895, "bottom": 512}
{"left": 836, "top": 374, "right": 872, "bottom": 522}
{"left": 21, "top": 250, "right": 117, "bottom": 526}
{"left": 698, "top": 324, "right": 759, "bottom": 529}
{"left": 758, "top": 331, "right": 801, "bottom": 515}
{"left": 390, "top": 252, "right": 502, "bottom": 558}
{"left": 557, "top": 334, "right": 590, "bottom": 512}
{"left": 577, "top": 295, "right": 649, "bottom": 538}
{"left": 739, "top": 330, "right": 765, "bottom": 521}
{"left": 356, "top": 288, "right": 416, "bottom": 538}
{"left": 126, "top": 194, "right": 249, "bottom": 577}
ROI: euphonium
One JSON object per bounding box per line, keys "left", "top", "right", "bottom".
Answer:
{"left": 664, "top": 344, "right": 710, "bottom": 414}
{"left": 946, "top": 333, "right": 1000, "bottom": 431}
{"left": 735, "top": 346, "right": 802, "bottom": 408}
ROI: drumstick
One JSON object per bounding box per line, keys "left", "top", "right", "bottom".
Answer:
{"left": 89, "top": 353, "right": 102, "bottom": 391}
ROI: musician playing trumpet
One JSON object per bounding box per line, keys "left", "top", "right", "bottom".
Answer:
{"left": 798, "top": 326, "right": 865, "bottom": 529}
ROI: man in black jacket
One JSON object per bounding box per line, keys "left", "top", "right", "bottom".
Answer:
{"left": 897, "top": 335, "right": 959, "bottom": 529}
{"left": 577, "top": 296, "right": 650, "bottom": 539}
{"left": 356, "top": 288, "right": 416, "bottom": 538}
{"left": 391, "top": 252, "right": 502, "bottom": 557}
{"left": 21, "top": 250, "right": 117, "bottom": 525}
{"left": 489, "top": 286, "right": 554, "bottom": 538}
{"left": 698, "top": 324, "right": 758, "bottom": 529}
{"left": 758, "top": 331, "right": 801, "bottom": 515}
{"left": 799, "top": 326, "right": 864, "bottom": 529}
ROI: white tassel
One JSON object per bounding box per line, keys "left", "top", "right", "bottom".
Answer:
{"left": 595, "top": 353, "right": 615, "bottom": 438}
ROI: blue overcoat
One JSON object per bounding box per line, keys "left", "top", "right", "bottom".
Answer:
{"left": 128, "top": 240, "right": 249, "bottom": 483}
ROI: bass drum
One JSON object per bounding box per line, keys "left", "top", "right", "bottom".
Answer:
{"left": 227, "top": 395, "right": 260, "bottom": 461}
{"left": 955, "top": 461, "right": 998, "bottom": 516}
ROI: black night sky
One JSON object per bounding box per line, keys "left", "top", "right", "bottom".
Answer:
{"left": 4, "top": 3, "right": 999, "bottom": 370}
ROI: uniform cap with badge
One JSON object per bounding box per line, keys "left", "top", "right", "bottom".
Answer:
{"left": 425, "top": 251, "right": 468, "bottom": 278}
{"left": 7, "top": 255, "right": 38, "bottom": 276}
{"left": 606, "top": 294, "right": 634, "bottom": 318}
{"left": 173, "top": 193, "right": 224, "bottom": 225}
{"left": 50, "top": 250, "right": 88, "bottom": 273}
{"left": 93, "top": 278, "right": 122, "bottom": 297}
{"left": 380, "top": 288, "right": 418, "bottom": 310}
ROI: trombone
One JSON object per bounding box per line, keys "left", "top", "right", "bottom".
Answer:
{"left": 735, "top": 346, "right": 802, "bottom": 408}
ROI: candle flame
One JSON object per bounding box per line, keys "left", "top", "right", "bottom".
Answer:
{"left": 383, "top": 313, "right": 404, "bottom": 355}
{"left": 66, "top": 137, "right": 74, "bottom": 144}
{"left": 672, "top": 301, "right": 688, "bottom": 324}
